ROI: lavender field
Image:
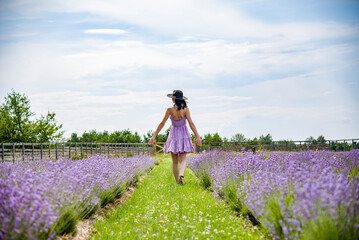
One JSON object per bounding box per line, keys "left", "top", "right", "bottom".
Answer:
{"left": 188, "top": 150, "right": 359, "bottom": 240}
{"left": 0, "top": 155, "right": 154, "bottom": 240}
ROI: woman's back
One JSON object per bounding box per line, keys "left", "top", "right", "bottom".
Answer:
{"left": 170, "top": 107, "right": 186, "bottom": 127}
{"left": 170, "top": 107, "right": 186, "bottom": 119}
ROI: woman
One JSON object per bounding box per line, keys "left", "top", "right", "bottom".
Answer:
{"left": 149, "top": 90, "right": 202, "bottom": 184}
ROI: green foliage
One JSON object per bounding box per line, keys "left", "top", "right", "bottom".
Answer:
{"left": 199, "top": 170, "right": 212, "bottom": 189}
{"left": 316, "top": 135, "right": 326, "bottom": 144}
{"left": 259, "top": 134, "right": 273, "bottom": 144}
{"left": 53, "top": 207, "right": 78, "bottom": 236}
{"left": 305, "top": 135, "right": 326, "bottom": 144}
{"left": 0, "top": 89, "right": 64, "bottom": 143}
{"left": 300, "top": 204, "right": 359, "bottom": 240}
{"left": 231, "top": 133, "right": 246, "bottom": 142}
{"left": 305, "top": 136, "right": 316, "bottom": 143}
{"left": 69, "top": 129, "right": 143, "bottom": 143}
{"left": 33, "top": 111, "right": 64, "bottom": 142}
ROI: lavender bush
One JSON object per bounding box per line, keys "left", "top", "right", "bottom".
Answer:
{"left": 188, "top": 150, "right": 359, "bottom": 240}
{"left": 0, "top": 154, "right": 154, "bottom": 240}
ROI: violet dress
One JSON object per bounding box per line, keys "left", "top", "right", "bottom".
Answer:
{"left": 163, "top": 108, "right": 195, "bottom": 154}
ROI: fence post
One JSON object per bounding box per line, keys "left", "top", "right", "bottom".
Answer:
{"left": 48, "top": 143, "right": 51, "bottom": 159}
{"left": 99, "top": 143, "right": 102, "bottom": 155}
{"left": 56, "top": 143, "right": 58, "bottom": 160}
{"left": 90, "top": 143, "right": 93, "bottom": 156}
{"left": 12, "top": 143, "right": 15, "bottom": 163}
{"left": 1, "top": 143, "right": 4, "bottom": 163}
{"left": 153, "top": 141, "right": 156, "bottom": 155}
{"left": 344, "top": 140, "right": 346, "bottom": 152}
{"left": 40, "top": 143, "right": 43, "bottom": 159}
{"left": 32, "top": 143, "right": 34, "bottom": 161}
{"left": 328, "top": 140, "right": 331, "bottom": 151}
{"left": 75, "top": 142, "right": 77, "bottom": 156}
{"left": 69, "top": 143, "right": 71, "bottom": 159}
{"left": 108, "top": 143, "right": 110, "bottom": 156}
{"left": 81, "top": 143, "right": 83, "bottom": 158}
{"left": 22, "top": 143, "right": 25, "bottom": 161}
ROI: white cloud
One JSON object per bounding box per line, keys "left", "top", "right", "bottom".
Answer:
{"left": 1, "top": 0, "right": 358, "bottom": 140}
{"left": 9, "top": 0, "right": 359, "bottom": 42}
{"left": 84, "top": 29, "right": 127, "bottom": 35}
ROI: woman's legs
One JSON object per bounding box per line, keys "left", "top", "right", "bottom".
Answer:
{"left": 178, "top": 153, "right": 187, "bottom": 178}
{"left": 171, "top": 152, "right": 179, "bottom": 182}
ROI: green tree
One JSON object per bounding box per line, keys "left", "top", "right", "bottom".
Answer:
{"left": 230, "top": 133, "right": 246, "bottom": 142}
{"left": 143, "top": 130, "right": 154, "bottom": 143}
{"left": 0, "top": 90, "right": 63, "bottom": 142}
{"left": 305, "top": 136, "right": 316, "bottom": 143}
{"left": 70, "top": 132, "right": 80, "bottom": 142}
{"left": 316, "top": 135, "right": 326, "bottom": 144}
{"left": 212, "top": 133, "right": 222, "bottom": 142}
{"left": 33, "top": 111, "right": 64, "bottom": 142}
{"left": 80, "top": 130, "right": 99, "bottom": 142}
{"left": 202, "top": 133, "right": 213, "bottom": 143}
{"left": 0, "top": 90, "right": 34, "bottom": 142}
{"left": 259, "top": 133, "right": 273, "bottom": 144}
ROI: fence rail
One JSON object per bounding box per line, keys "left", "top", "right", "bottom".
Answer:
{"left": 1, "top": 142, "right": 154, "bottom": 163}
{"left": 195, "top": 139, "right": 359, "bottom": 153}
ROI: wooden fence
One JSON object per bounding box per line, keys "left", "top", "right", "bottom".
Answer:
{"left": 195, "top": 139, "right": 359, "bottom": 153}
{"left": 1, "top": 142, "right": 154, "bottom": 163}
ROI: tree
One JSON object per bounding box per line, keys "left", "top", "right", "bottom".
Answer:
{"left": 202, "top": 133, "right": 213, "bottom": 143}
{"left": 0, "top": 90, "right": 34, "bottom": 142}
{"left": 212, "top": 133, "right": 222, "bottom": 142}
{"left": 259, "top": 133, "right": 273, "bottom": 144}
{"left": 231, "top": 133, "right": 246, "bottom": 142}
{"left": 33, "top": 111, "right": 64, "bottom": 142}
{"left": 143, "top": 130, "right": 154, "bottom": 143}
{"left": 305, "top": 136, "right": 316, "bottom": 143}
{"left": 70, "top": 133, "right": 80, "bottom": 142}
{"left": 0, "top": 90, "right": 63, "bottom": 142}
{"left": 316, "top": 135, "right": 326, "bottom": 144}
{"left": 80, "top": 130, "right": 99, "bottom": 142}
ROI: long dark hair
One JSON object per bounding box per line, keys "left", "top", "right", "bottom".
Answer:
{"left": 174, "top": 99, "right": 187, "bottom": 110}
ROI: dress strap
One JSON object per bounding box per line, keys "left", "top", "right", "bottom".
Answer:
{"left": 170, "top": 107, "right": 173, "bottom": 116}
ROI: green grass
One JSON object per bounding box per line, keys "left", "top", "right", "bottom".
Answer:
{"left": 92, "top": 155, "right": 267, "bottom": 239}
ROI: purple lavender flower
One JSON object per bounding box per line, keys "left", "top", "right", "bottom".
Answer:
{"left": 188, "top": 149, "right": 359, "bottom": 239}
{"left": 0, "top": 154, "right": 154, "bottom": 239}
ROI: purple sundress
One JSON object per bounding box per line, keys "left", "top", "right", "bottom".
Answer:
{"left": 163, "top": 108, "right": 195, "bottom": 154}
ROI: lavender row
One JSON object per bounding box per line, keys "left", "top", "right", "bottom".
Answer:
{"left": 188, "top": 150, "right": 359, "bottom": 239}
{"left": 0, "top": 154, "right": 154, "bottom": 240}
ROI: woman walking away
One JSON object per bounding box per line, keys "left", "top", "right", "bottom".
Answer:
{"left": 149, "top": 90, "right": 202, "bottom": 184}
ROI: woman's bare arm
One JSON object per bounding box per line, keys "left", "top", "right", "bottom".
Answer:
{"left": 148, "top": 108, "right": 171, "bottom": 144}
{"left": 185, "top": 107, "right": 202, "bottom": 145}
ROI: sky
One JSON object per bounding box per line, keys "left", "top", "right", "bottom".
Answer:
{"left": 0, "top": 0, "right": 358, "bottom": 141}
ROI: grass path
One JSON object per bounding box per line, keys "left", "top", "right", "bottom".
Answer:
{"left": 92, "top": 155, "right": 267, "bottom": 239}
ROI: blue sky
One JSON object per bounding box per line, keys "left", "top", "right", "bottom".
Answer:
{"left": 0, "top": 0, "right": 358, "bottom": 141}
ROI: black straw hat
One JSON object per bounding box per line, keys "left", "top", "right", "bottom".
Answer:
{"left": 167, "top": 90, "right": 188, "bottom": 100}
